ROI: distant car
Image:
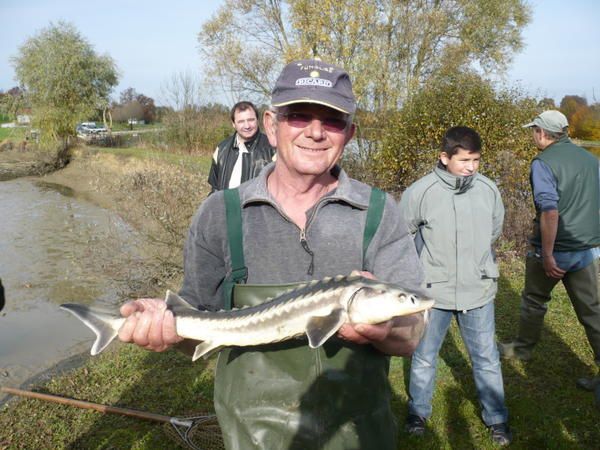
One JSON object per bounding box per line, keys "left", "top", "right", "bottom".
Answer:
{"left": 76, "top": 122, "right": 107, "bottom": 135}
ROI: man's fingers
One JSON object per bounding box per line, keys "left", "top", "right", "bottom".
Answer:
{"left": 132, "top": 309, "right": 154, "bottom": 347}
{"left": 162, "top": 310, "right": 182, "bottom": 345}
{"left": 120, "top": 301, "right": 141, "bottom": 317}
{"left": 147, "top": 304, "right": 166, "bottom": 349}
{"left": 354, "top": 321, "right": 393, "bottom": 342}
{"left": 338, "top": 321, "right": 393, "bottom": 344}
{"left": 338, "top": 324, "right": 369, "bottom": 344}
{"left": 118, "top": 314, "right": 139, "bottom": 342}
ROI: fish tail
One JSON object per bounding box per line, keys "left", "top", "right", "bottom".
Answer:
{"left": 60, "top": 304, "right": 123, "bottom": 355}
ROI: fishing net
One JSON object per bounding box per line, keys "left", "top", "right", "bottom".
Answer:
{"left": 162, "top": 411, "right": 224, "bottom": 450}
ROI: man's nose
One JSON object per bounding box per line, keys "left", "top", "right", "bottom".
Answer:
{"left": 304, "top": 118, "right": 325, "bottom": 139}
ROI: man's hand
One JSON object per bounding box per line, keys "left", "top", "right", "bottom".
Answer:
{"left": 542, "top": 254, "right": 566, "bottom": 279}
{"left": 118, "top": 298, "right": 183, "bottom": 352}
{"left": 338, "top": 313, "right": 426, "bottom": 356}
{"left": 338, "top": 269, "right": 427, "bottom": 356}
{"left": 540, "top": 209, "right": 564, "bottom": 279}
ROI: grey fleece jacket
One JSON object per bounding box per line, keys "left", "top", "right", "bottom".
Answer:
{"left": 180, "top": 163, "right": 425, "bottom": 310}
{"left": 399, "top": 165, "right": 504, "bottom": 311}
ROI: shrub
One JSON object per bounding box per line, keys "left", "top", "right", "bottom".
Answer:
{"left": 159, "top": 106, "right": 232, "bottom": 154}
{"left": 358, "top": 72, "right": 541, "bottom": 250}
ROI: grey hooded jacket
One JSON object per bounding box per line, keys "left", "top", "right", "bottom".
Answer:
{"left": 399, "top": 165, "right": 504, "bottom": 310}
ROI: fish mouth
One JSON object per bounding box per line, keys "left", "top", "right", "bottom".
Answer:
{"left": 410, "top": 299, "right": 435, "bottom": 314}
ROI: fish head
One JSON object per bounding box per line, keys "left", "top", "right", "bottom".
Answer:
{"left": 346, "top": 281, "right": 434, "bottom": 325}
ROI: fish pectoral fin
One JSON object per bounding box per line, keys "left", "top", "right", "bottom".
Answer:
{"left": 305, "top": 308, "right": 346, "bottom": 348}
{"left": 192, "top": 341, "right": 223, "bottom": 361}
{"left": 165, "top": 290, "right": 198, "bottom": 313}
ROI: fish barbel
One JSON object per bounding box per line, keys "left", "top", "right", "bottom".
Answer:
{"left": 61, "top": 274, "right": 434, "bottom": 361}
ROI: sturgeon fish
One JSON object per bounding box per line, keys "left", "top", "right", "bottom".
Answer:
{"left": 61, "top": 274, "right": 434, "bottom": 361}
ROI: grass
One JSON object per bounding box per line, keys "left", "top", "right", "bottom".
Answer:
{"left": 0, "top": 126, "right": 26, "bottom": 141}
{"left": 85, "top": 145, "right": 213, "bottom": 173}
{"left": 109, "top": 122, "right": 161, "bottom": 132}
{"left": 0, "top": 147, "right": 598, "bottom": 449}
{"left": 0, "top": 259, "right": 598, "bottom": 449}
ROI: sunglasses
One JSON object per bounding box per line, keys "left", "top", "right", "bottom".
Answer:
{"left": 277, "top": 111, "right": 349, "bottom": 133}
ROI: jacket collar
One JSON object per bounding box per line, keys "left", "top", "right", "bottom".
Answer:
{"left": 434, "top": 161, "right": 476, "bottom": 194}
{"left": 240, "top": 162, "right": 370, "bottom": 210}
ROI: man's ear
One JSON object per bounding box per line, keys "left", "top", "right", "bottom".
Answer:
{"left": 343, "top": 123, "right": 356, "bottom": 145}
{"left": 263, "top": 111, "right": 278, "bottom": 147}
{"left": 439, "top": 152, "right": 450, "bottom": 166}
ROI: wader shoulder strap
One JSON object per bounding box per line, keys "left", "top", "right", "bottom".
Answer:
{"left": 223, "top": 186, "right": 385, "bottom": 306}
{"left": 362, "top": 187, "right": 386, "bottom": 270}
{"left": 223, "top": 188, "right": 247, "bottom": 309}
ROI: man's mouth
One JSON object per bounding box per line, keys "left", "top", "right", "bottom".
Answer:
{"left": 298, "top": 145, "right": 327, "bottom": 152}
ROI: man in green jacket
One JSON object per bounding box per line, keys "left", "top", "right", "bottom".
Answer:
{"left": 499, "top": 110, "right": 600, "bottom": 407}
{"left": 400, "top": 126, "right": 511, "bottom": 445}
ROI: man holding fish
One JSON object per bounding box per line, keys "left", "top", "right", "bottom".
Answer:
{"left": 116, "top": 59, "right": 429, "bottom": 449}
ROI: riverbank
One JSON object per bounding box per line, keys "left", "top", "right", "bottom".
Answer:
{"left": 0, "top": 147, "right": 62, "bottom": 182}
{"left": 30, "top": 147, "right": 149, "bottom": 211}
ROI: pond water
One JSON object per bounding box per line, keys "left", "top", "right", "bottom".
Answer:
{"left": 0, "top": 178, "right": 143, "bottom": 400}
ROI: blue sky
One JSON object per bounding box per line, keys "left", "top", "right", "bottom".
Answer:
{"left": 1, "top": 0, "right": 599, "bottom": 106}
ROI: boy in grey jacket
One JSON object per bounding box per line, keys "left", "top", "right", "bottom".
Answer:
{"left": 399, "top": 126, "right": 511, "bottom": 445}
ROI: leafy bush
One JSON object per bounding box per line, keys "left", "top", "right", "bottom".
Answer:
{"left": 361, "top": 72, "right": 541, "bottom": 249}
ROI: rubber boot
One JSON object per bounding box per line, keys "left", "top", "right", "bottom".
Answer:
{"left": 498, "top": 303, "right": 545, "bottom": 360}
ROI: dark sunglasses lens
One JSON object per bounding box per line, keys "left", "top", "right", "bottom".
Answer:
{"left": 285, "top": 113, "right": 312, "bottom": 128}
{"left": 282, "top": 112, "right": 347, "bottom": 132}
{"left": 322, "top": 118, "right": 347, "bottom": 132}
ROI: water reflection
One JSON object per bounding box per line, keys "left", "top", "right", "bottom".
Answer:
{"left": 0, "top": 178, "right": 143, "bottom": 394}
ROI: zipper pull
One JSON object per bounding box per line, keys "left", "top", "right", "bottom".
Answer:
{"left": 299, "top": 228, "right": 314, "bottom": 276}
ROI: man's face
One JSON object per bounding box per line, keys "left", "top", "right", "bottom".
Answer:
{"left": 264, "top": 103, "right": 355, "bottom": 177}
{"left": 440, "top": 147, "right": 480, "bottom": 176}
{"left": 232, "top": 108, "right": 258, "bottom": 142}
{"left": 531, "top": 126, "right": 546, "bottom": 150}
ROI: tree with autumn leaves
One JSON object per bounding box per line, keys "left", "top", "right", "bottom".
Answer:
{"left": 560, "top": 95, "right": 600, "bottom": 140}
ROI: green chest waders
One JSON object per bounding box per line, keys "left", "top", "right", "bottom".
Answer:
{"left": 214, "top": 188, "right": 397, "bottom": 450}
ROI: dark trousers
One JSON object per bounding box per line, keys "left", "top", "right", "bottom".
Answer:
{"left": 515, "top": 255, "right": 600, "bottom": 365}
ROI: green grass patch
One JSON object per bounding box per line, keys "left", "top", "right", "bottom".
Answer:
{"left": 0, "top": 126, "right": 27, "bottom": 141}
{"left": 1, "top": 249, "right": 598, "bottom": 446}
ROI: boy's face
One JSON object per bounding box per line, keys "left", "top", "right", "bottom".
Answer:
{"left": 440, "top": 147, "right": 480, "bottom": 176}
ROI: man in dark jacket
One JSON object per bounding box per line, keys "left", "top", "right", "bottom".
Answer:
{"left": 499, "top": 110, "right": 600, "bottom": 405}
{"left": 208, "top": 101, "right": 275, "bottom": 193}
{"left": 0, "top": 278, "right": 4, "bottom": 311}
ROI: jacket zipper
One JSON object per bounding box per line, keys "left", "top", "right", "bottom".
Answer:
{"left": 299, "top": 228, "right": 315, "bottom": 276}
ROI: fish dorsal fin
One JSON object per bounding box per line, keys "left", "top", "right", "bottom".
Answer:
{"left": 305, "top": 308, "right": 346, "bottom": 348}
{"left": 165, "top": 290, "right": 198, "bottom": 314}
{"left": 265, "top": 275, "right": 349, "bottom": 303}
{"left": 348, "top": 270, "right": 362, "bottom": 280}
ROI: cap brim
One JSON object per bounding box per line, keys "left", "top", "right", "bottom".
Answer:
{"left": 522, "top": 121, "right": 536, "bottom": 128}
{"left": 272, "top": 98, "right": 353, "bottom": 115}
